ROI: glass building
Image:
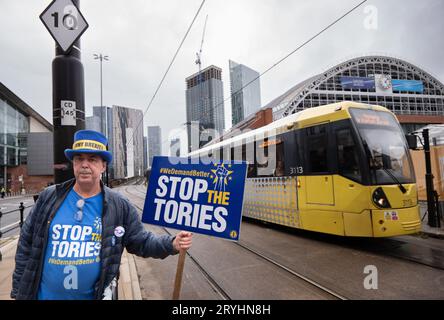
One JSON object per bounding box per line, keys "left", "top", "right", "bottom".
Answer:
{"left": 0, "top": 100, "right": 28, "bottom": 168}
{"left": 186, "top": 65, "right": 225, "bottom": 151}
{"left": 86, "top": 106, "right": 114, "bottom": 176}
{"left": 85, "top": 115, "right": 101, "bottom": 132}
{"left": 170, "top": 137, "right": 181, "bottom": 157}
{"left": 143, "top": 136, "right": 148, "bottom": 171}
{"left": 147, "top": 126, "right": 161, "bottom": 168}
{"left": 0, "top": 81, "right": 53, "bottom": 193}
{"left": 111, "top": 105, "right": 144, "bottom": 179}
{"left": 229, "top": 60, "right": 261, "bottom": 126}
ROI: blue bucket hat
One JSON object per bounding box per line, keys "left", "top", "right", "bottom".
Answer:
{"left": 64, "top": 130, "right": 112, "bottom": 163}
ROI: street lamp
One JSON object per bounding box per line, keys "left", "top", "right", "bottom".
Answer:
{"left": 93, "top": 53, "right": 110, "bottom": 186}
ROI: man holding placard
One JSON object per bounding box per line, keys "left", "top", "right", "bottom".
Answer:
{"left": 11, "top": 130, "right": 192, "bottom": 300}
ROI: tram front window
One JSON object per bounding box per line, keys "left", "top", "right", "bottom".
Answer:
{"left": 350, "top": 108, "right": 415, "bottom": 185}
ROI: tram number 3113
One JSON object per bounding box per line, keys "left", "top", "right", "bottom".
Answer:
{"left": 290, "top": 167, "right": 304, "bottom": 175}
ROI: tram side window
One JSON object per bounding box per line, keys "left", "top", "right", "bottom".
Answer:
{"left": 274, "top": 142, "right": 285, "bottom": 177}
{"left": 256, "top": 138, "right": 285, "bottom": 177}
{"left": 336, "top": 128, "right": 361, "bottom": 181}
{"left": 306, "top": 125, "right": 328, "bottom": 173}
{"left": 242, "top": 142, "right": 256, "bottom": 177}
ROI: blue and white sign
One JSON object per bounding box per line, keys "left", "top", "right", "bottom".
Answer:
{"left": 392, "top": 79, "right": 424, "bottom": 93}
{"left": 340, "top": 76, "right": 375, "bottom": 89}
{"left": 142, "top": 156, "right": 248, "bottom": 241}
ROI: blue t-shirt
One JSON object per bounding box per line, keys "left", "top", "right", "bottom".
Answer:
{"left": 37, "top": 188, "right": 103, "bottom": 300}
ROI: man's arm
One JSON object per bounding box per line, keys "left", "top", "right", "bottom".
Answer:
{"left": 122, "top": 200, "right": 177, "bottom": 258}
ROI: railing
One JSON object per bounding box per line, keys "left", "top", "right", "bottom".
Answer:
{"left": 0, "top": 202, "right": 35, "bottom": 261}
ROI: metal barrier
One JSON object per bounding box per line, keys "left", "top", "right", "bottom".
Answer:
{"left": 0, "top": 202, "right": 34, "bottom": 261}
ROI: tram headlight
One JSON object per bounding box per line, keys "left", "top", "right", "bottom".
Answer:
{"left": 372, "top": 187, "right": 391, "bottom": 208}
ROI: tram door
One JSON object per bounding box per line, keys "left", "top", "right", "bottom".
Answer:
{"left": 304, "top": 123, "right": 335, "bottom": 205}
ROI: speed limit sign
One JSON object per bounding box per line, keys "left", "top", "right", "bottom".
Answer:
{"left": 40, "top": 0, "right": 89, "bottom": 53}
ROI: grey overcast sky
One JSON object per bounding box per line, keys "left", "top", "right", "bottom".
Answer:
{"left": 1, "top": 0, "right": 443, "bottom": 153}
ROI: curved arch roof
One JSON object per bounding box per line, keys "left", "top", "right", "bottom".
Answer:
{"left": 268, "top": 55, "right": 444, "bottom": 119}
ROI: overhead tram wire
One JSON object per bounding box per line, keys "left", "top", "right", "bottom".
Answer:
{"left": 212, "top": 0, "right": 369, "bottom": 122}
{"left": 236, "top": 0, "right": 369, "bottom": 104}
{"left": 124, "top": 0, "right": 207, "bottom": 151}
{"left": 159, "top": 0, "right": 368, "bottom": 151}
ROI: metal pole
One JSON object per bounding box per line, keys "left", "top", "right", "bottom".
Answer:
{"left": 19, "top": 202, "right": 24, "bottom": 229}
{"left": 52, "top": 0, "right": 85, "bottom": 184}
{"left": 433, "top": 191, "right": 441, "bottom": 228}
{"left": 3, "top": 166, "right": 6, "bottom": 192}
{"left": 99, "top": 55, "right": 105, "bottom": 185}
{"left": 423, "top": 129, "right": 437, "bottom": 227}
{"left": 100, "top": 57, "right": 110, "bottom": 187}
{"left": 100, "top": 54, "right": 103, "bottom": 119}
{"left": 95, "top": 53, "right": 110, "bottom": 187}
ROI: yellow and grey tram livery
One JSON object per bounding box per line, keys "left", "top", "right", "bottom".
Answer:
{"left": 189, "top": 102, "right": 421, "bottom": 237}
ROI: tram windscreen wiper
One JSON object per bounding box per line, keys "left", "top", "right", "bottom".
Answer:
{"left": 382, "top": 167, "right": 407, "bottom": 194}
{"left": 362, "top": 141, "right": 406, "bottom": 194}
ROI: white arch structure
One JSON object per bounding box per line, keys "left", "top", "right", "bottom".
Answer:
{"left": 269, "top": 56, "right": 444, "bottom": 120}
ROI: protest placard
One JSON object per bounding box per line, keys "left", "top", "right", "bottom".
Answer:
{"left": 142, "top": 156, "right": 247, "bottom": 241}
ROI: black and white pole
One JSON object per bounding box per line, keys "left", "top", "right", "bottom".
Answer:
{"left": 51, "top": 0, "right": 86, "bottom": 183}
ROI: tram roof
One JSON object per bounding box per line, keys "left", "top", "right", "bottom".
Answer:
{"left": 189, "top": 101, "right": 389, "bottom": 156}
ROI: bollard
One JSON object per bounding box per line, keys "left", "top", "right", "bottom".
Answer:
{"left": 19, "top": 202, "right": 25, "bottom": 229}
{"left": 0, "top": 210, "right": 3, "bottom": 239}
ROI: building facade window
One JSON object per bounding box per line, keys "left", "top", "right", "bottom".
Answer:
{"left": 0, "top": 99, "right": 29, "bottom": 166}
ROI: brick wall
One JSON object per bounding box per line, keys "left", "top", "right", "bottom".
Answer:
{"left": 7, "top": 165, "right": 53, "bottom": 194}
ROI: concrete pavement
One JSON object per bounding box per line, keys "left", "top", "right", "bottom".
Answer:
{"left": 419, "top": 201, "right": 444, "bottom": 238}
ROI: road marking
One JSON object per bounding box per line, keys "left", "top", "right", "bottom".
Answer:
{"left": 0, "top": 221, "right": 20, "bottom": 233}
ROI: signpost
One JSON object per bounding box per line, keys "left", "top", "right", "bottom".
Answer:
{"left": 142, "top": 156, "right": 247, "bottom": 299}
{"left": 40, "top": 0, "right": 89, "bottom": 54}
{"left": 40, "top": 0, "right": 88, "bottom": 183}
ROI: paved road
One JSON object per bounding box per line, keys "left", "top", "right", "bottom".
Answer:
{"left": 0, "top": 196, "right": 35, "bottom": 239}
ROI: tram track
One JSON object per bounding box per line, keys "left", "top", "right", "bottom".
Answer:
{"left": 346, "top": 236, "right": 444, "bottom": 271}
{"left": 160, "top": 226, "right": 232, "bottom": 300}
{"left": 122, "top": 185, "right": 231, "bottom": 300}
{"left": 122, "top": 185, "right": 346, "bottom": 300}
{"left": 242, "top": 216, "right": 444, "bottom": 272}
{"left": 234, "top": 241, "right": 347, "bottom": 300}
{"left": 129, "top": 183, "right": 444, "bottom": 277}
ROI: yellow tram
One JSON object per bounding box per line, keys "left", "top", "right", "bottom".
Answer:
{"left": 189, "top": 102, "right": 421, "bottom": 237}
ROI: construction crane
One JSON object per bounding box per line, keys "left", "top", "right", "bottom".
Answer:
{"left": 195, "top": 15, "right": 208, "bottom": 147}
{"left": 195, "top": 14, "right": 208, "bottom": 74}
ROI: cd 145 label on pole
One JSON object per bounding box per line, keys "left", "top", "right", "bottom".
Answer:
{"left": 61, "top": 100, "right": 76, "bottom": 126}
